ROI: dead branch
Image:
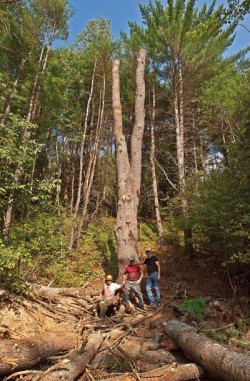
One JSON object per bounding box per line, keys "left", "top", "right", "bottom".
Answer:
{"left": 30, "top": 331, "right": 103, "bottom": 381}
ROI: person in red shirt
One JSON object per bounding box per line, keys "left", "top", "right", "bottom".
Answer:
{"left": 122, "top": 256, "right": 145, "bottom": 310}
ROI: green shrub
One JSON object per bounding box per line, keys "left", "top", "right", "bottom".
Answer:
{"left": 179, "top": 297, "right": 206, "bottom": 319}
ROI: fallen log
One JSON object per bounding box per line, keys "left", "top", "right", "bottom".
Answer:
{"left": 165, "top": 319, "right": 250, "bottom": 381}
{"left": 101, "top": 363, "right": 201, "bottom": 380}
{"left": 31, "top": 331, "right": 103, "bottom": 381}
{"left": 0, "top": 323, "right": 76, "bottom": 376}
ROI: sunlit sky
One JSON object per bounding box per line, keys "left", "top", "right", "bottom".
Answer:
{"left": 55, "top": 0, "right": 250, "bottom": 56}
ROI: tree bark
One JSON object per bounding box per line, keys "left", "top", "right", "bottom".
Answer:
{"left": 0, "top": 324, "right": 76, "bottom": 376}
{"left": 174, "top": 66, "right": 194, "bottom": 257}
{"left": 77, "top": 73, "right": 106, "bottom": 240}
{"left": 165, "top": 320, "right": 250, "bottom": 381}
{"left": 69, "top": 59, "right": 97, "bottom": 250}
{"left": 27, "top": 33, "right": 47, "bottom": 123}
{"left": 27, "top": 27, "right": 55, "bottom": 123}
{"left": 2, "top": 168, "right": 21, "bottom": 241}
{"left": 150, "top": 80, "right": 163, "bottom": 240}
{"left": 32, "top": 331, "right": 103, "bottom": 381}
{"left": 112, "top": 49, "right": 146, "bottom": 281}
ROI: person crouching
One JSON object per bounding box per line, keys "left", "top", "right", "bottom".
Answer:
{"left": 99, "top": 275, "right": 122, "bottom": 319}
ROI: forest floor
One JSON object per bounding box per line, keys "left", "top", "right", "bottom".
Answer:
{"left": 0, "top": 247, "right": 249, "bottom": 381}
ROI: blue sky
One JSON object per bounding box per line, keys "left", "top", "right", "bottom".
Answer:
{"left": 56, "top": 0, "right": 250, "bottom": 55}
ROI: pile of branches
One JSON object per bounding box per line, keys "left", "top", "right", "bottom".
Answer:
{"left": 0, "top": 284, "right": 249, "bottom": 381}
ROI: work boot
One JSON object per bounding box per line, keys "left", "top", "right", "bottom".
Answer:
{"left": 138, "top": 304, "right": 147, "bottom": 311}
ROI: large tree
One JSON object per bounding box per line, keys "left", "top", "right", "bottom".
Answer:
{"left": 112, "top": 49, "right": 146, "bottom": 280}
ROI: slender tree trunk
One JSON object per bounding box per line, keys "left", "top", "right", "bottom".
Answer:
{"left": 2, "top": 29, "right": 54, "bottom": 240}
{"left": 27, "top": 26, "right": 55, "bottom": 123}
{"left": 74, "top": 59, "right": 97, "bottom": 215}
{"left": 29, "top": 147, "right": 39, "bottom": 195}
{"left": 199, "top": 133, "right": 206, "bottom": 172}
{"left": 69, "top": 60, "right": 97, "bottom": 250}
{"left": 70, "top": 158, "right": 76, "bottom": 215}
{"left": 150, "top": 81, "right": 163, "bottom": 240}
{"left": 2, "top": 169, "right": 20, "bottom": 241}
{"left": 112, "top": 49, "right": 146, "bottom": 281}
{"left": 174, "top": 66, "right": 193, "bottom": 257}
{"left": 55, "top": 139, "right": 62, "bottom": 212}
{"left": 77, "top": 75, "right": 106, "bottom": 243}
{"left": 27, "top": 33, "right": 47, "bottom": 123}
{"left": 31, "top": 28, "right": 55, "bottom": 122}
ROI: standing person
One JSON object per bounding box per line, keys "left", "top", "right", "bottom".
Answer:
{"left": 122, "top": 257, "right": 145, "bottom": 311}
{"left": 144, "top": 248, "right": 161, "bottom": 308}
{"left": 99, "top": 275, "right": 122, "bottom": 319}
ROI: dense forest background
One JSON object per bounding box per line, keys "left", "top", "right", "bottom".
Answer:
{"left": 0, "top": 0, "right": 249, "bottom": 293}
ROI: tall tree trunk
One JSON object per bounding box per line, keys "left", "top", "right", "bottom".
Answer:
{"left": 83, "top": 78, "right": 105, "bottom": 219}
{"left": 150, "top": 81, "right": 163, "bottom": 240}
{"left": 27, "top": 27, "right": 55, "bottom": 123}
{"left": 74, "top": 59, "right": 97, "bottom": 216}
{"left": 2, "top": 169, "right": 20, "bottom": 241}
{"left": 55, "top": 139, "right": 62, "bottom": 212}
{"left": 69, "top": 59, "right": 97, "bottom": 250}
{"left": 70, "top": 158, "right": 76, "bottom": 215}
{"left": 2, "top": 29, "right": 54, "bottom": 240}
{"left": 174, "top": 66, "right": 194, "bottom": 257}
{"left": 112, "top": 49, "right": 146, "bottom": 281}
{"left": 31, "top": 28, "right": 55, "bottom": 122}
{"left": 27, "top": 33, "right": 47, "bottom": 123}
{"left": 77, "top": 75, "right": 106, "bottom": 244}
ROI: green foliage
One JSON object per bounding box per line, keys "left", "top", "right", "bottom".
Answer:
{"left": 188, "top": 135, "right": 250, "bottom": 264}
{"left": 0, "top": 211, "right": 68, "bottom": 285}
{"left": 140, "top": 222, "right": 158, "bottom": 241}
{"left": 224, "top": 0, "right": 250, "bottom": 22}
{"left": 81, "top": 219, "right": 117, "bottom": 277}
{"left": 179, "top": 297, "right": 206, "bottom": 319}
{"left": 0, "top": 239, "right": 31, "bottom": 292}
{"left": 137, "top": 222, "right": 159, "bottom": 254}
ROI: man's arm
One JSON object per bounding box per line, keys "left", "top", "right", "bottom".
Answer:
{"left": 137, "top": 265, "right": 143, "bottom": 283}
{"left": 100, "top": 286, "right": 105, "bottom": 301}
{"left": 156, "top": 260, "right": 161, "bottom": 280}
{"left": 137, "top": 260, "right": 145, "bottom": 266}
{"left": 123, "top": 272, "right": 127, "bottom": 285}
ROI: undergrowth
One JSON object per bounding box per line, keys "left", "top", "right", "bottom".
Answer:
{"left": 0, "top": 214, "right": 160, "bottom": 289}
{"left": 179, "top": 297, "right": 206, "bottom": 319}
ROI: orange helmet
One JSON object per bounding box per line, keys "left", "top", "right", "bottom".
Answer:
{"left": 106, "top": 275, "right": 113, "bottom": 281}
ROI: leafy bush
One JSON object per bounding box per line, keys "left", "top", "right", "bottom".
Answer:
{"left": 179, "top": 297, "right": 206, "bottom": 319}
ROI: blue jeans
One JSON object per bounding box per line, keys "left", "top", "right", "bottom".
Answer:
{"left": 123, "top": 281, "right": 144, "bottom": 307}
{"left": 146, "top": 271, "right": 160, "bottom": 305}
